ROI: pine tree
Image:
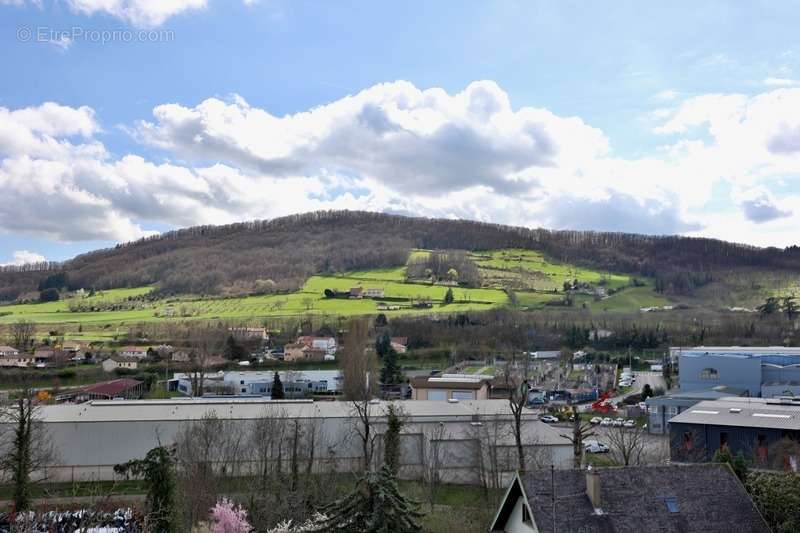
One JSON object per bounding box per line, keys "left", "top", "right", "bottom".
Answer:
{"left": 375, "top": 332, "right": 392, "bottom": 359}
{"left": 380, "top": 347, "right": 403, "bottom": 385}
{"left": 320, "top": 465, "right": 422, "bottom": 532}
{"left": 384, "top": 404, "right": 403, "bottom": 477}
{"left": 443, "top": 288, "right": 454, "bottom": 304}
{"left": 271, "top": 372, "right": 285, "bottom": 399}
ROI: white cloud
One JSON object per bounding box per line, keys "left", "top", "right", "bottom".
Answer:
{"left": 0, "top": 250, "right": 46, "bottom": 266}
{"left": 65, "top": 0, "right": 207, "bottom": 28}
{"left": 3, "top": 82, "right": 800, "bottom": 247}
{"left": 2, "top": 0, "right": 265, "bottom": 28}
{"left": 136, "top": 81, "right": 608, "bottom": 196}
{"left": 653, "top": 89, "right": 679, "bottom": 101}
{"left": 764, "top": 77, "right": 799, "bottom": 87}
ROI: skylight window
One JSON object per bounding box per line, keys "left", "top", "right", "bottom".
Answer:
{"left": 664, "top": 497, "right": 679, "bottom": 513}
{"left": 752, "top": 413, "right": 791, "bottom": 419}
{"left": 691, "top": 410, "right": 719, "bottom": 414}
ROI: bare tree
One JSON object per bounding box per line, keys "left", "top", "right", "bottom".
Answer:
{"left": 185, "top": 328, "right": 224, "bottom": 397}
{"left": 559, "top": 414, "right": 595, "bottom": 468}
{"left": 506, "top": 352, "right": 530, "bottom": 473}
{"left": 606, "top": 425, "right": 647, "bottom": 466}
{"left": 421, "top": 422, "right": 449, "bottom": 512}
{"left": 10, "top": 320, "right": 35, "bottom": 351}
{"left": 0, "top": 387, "right": 56, "bottom": 512}
{"left": 339, "top": 318, "right": 379, "bottom": 472}
{"left": 469, "top": 413, "right": 509, "bottom": 522}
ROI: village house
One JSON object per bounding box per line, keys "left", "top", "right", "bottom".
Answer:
{"left": 296, "top": 336, "right": 337, "bottom": 359}
{"left": 33, "top": 347, "right": 55, "bottom": 365}
{"left": 0, "top": 345, "right": 20, "bottom": 357}
{"left": 102, "top": 356, "right": 139, "bottom": 373}
{"left": 0, "top": 353, "right": 35, "bottom": 368}
{"left": 283, "top": 343, "right": 327, "bottom": 363}
{"left": 410, "top": 374, "right": 491, "bottom": 401}
{"left": 489, "top": 464, "right": 770, "bottom": 533}
{"left": 349, "top": 287, "right": 364, "bottom": 299}
{"left": 171, "top": 350, "right": 191, "bottom": 363}
{"left": 364, "top": 288, "right": 385, "bottom": 298}
{"left": 118, "top": 346, "right": 149, "bottom": 359}
{"left": 228, "top": 327, "right": 269, "bottom": 341}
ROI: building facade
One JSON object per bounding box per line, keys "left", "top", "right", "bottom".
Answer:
{"left": 676, "top": 346, "right": 800, "bottom": 397}
{"left": 35, "top": 399, "right": 573, "bottom": 483}
{"left": 669, "top": 396, "right": 800, "bottom": 470}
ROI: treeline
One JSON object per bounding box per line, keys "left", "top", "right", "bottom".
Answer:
{"left": 2, "top": 210, "right": 799, "bottom": 301}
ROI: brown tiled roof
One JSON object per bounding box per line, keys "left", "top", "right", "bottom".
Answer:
{"left": 82, "top": 378, "right": 142, "bottom": 397}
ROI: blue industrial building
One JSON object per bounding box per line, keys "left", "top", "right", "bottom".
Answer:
{"left": 675, "top": 346, "right": 800, "bottom": 397}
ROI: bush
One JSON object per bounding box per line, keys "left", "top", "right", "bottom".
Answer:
{"left": 57, "top": 369, "right": 77, "bottom": 380}
{"left": 39, "top": 288, "right": 60, "bottom": 302}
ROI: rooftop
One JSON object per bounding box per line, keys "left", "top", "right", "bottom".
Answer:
{"left": 669, "top": 396, "right": 800, "bottom": 430}
{"left": 81, "top": 378, "right": 143, "bottom": 397}
{"left": 39, "top": 398, "right": 530, "bottom": 424}
{"left": 500, "top": 464, "right": 769, "bottom": 533}
{"left": 646, "top": 386, "right": 748, "bottom": 406}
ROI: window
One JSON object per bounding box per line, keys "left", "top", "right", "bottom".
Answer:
{"left": 522, "top": 502, "right": 532, "bottom": 525}
{"left": 720, "top": 432, "right": 729, "bottom": 451}
{"left": 664, "top": 497, "right": 679, "bottom": 513}
{"left": 699, "top": 368, "right": 719, "bottom": 380}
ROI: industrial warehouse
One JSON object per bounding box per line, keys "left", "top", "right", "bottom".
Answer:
{"left": 35, "top": 398, "right": 573, "bottom": 483}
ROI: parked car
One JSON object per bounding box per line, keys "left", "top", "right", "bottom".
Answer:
{"left": 540, "top": 415, "right": 559, "bottom": 423}
{"left": 613, "top": 418, "right": 624, "bottom": 427}
{"left": 590, "top": 416, "right": 602, "bottom": 425}
{"left": 600, "top": 417, "right": 613, "bottom": 426}
{"left": 623, "top": 419, "right": 636, "bottom": 428}
{"left": 584, "top": 440, "right": 610, "bottom": 453}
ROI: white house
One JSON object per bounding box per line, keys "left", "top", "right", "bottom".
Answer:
{"left": 118, "top": 346, "right": 149, "bottom": 359}
{"left": 102, "top": 356, "right": 139, "bottom": 373}
{"left": 0, "top": 345, "right": 20, "bottom": 357}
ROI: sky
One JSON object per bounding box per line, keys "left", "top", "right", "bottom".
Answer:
{"left": 1, "top": 1, "right": 800, "bottom": 266}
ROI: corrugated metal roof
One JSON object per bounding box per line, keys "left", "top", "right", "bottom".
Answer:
{"left": 669, "top": 397, "right": 800, "bottom": 430}
{"left": 39, "top": 398, "right": 524, "bottom": 424}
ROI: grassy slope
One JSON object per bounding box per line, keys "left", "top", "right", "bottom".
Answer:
{"left": 0, "top": 248, "right": 671, "bottom": 328}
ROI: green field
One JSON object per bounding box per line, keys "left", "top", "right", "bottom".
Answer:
{"left": 0, "top": 248, "right": 672, "bottom": 329}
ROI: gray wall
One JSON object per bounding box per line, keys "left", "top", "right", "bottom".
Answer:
{"left": 39, "top": 415, "right": 573, "bottom": 483}
{"left": 679, "top": 355, "right": 762, "bottom": 395}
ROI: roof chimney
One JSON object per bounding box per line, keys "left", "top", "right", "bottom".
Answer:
{"left": 586, "top": 466, "right": 602, "bottom": 511}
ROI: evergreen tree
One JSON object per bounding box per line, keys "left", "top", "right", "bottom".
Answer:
{"left": 380, "top": 347, "right": 403, "bottom": 385}
{"left": 114, "top": 447, "right": 178, "bottom": 533}
{"left": 225, "top": 335, "right": 247, "bottom": 360}
{"left": 384, "top": 404, "right": 403, "bottom": 477}
{"left": 320, "top": 465, "right": 422, "bottom": 532}
{"left": 443, "top": 288, "right": 454, "bottom": 304}
{"left": 375, "top": 332, "right": 392, "bottom": 359}
{"left": 271, "top": 372, "right": 285, "bottom": 399}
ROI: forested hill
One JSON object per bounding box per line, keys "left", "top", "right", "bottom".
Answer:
{"left": 2, "top": 210, "right": 799, "bottom": 302}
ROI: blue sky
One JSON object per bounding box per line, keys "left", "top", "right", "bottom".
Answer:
{"left": 1, "top": 0, "right": 800, "bottom": 265}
